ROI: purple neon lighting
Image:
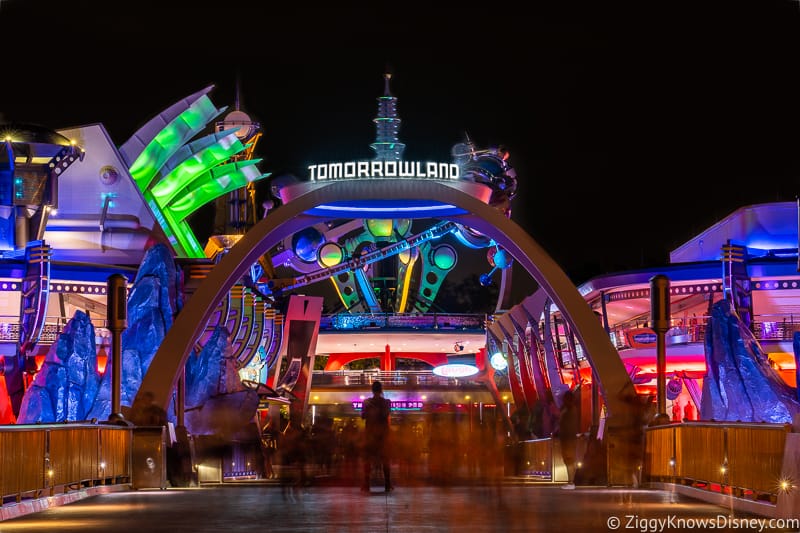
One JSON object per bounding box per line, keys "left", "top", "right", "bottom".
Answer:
{"left": 314, "top": 203, "right": 461, "bottom": 213}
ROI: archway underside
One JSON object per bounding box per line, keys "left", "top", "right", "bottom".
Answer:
{"left": 138, "top": 179, "right": 637, "bottom": 425}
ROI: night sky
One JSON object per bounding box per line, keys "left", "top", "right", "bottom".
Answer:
{"left": 2, "top": 1, "right": 800, "bottom": 293}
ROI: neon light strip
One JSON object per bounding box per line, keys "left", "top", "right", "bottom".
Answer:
{"left": 313, "top": 204, "right": 461, "bottom": 213}
{"left": 398, "top": 252, "right": 417, "bottom": 312}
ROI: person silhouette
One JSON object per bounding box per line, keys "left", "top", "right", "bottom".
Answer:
{"left": 361, "top": 381, "right": 393, "bottom": 493}
{"left": 558, "top": 389, "right": 580, "bottom": 489}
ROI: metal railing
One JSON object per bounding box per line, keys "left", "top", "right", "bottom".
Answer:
{"left": 0, "top": 424, "right": 133, "bottom": 505}
{"left": 319, "top": 313, "right": 486, "bottom": 331}
{"left": 311, "top": 370, "right": 487, "bottom": 388}
{"left": 644, "top": 421, "right": 790, "bottom": 501}
{"left": 610, "top": 314, "right": 800, "bottom": 351}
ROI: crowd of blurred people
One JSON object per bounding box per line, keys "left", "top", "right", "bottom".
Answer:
{"left": 259, "top": 403, "right": 510, "bottom": 492}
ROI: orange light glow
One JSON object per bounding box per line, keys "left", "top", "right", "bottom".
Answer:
{"left": 97, "top": 346, "right": 108, "bottom": 375}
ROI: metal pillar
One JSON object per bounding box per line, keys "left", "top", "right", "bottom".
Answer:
{"left": 650, "top": 275, "right": 671, "bottom": 426}
{"left": 107, "top": 274, "right": 128, "bottom": 422}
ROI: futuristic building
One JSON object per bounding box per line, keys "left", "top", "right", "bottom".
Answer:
{"left": 489, "top": 201, "right": 800, "bottom": 433}
{"left": 0, "top": 86, "right": 275, "bottom": 424}
{"left": 1, "top": 70, "right": 797, "bottom": 497}
{"left": 0, "top": 74, "right": 528, "bottom": 442}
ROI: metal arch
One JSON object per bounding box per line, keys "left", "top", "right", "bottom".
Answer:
{"left": 455, "top": 210, "right": 638, "bottom": 424}
{"left": 137, "top": 179, "right": 637, "bottom": 425}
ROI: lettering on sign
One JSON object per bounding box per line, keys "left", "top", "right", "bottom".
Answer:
{"left": 309, "top": 161, "right": 459, "bottom": 181}
{"left": 352, "top": 400, "right": 424, "bottom": 410}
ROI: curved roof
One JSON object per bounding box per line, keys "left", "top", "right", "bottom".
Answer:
{"left": 0, "top": 123, "right": 71, "bottom": 146}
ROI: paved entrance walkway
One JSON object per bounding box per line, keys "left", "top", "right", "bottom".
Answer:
{"left": 0, "top": 483, "right": 797, "bottom": 532}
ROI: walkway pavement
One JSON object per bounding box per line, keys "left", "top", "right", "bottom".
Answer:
{"left": 1, "top": 481, "right": 798, "bottom": 533}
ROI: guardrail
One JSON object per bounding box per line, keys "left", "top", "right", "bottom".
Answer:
{"left": 311, "top": 370, "right": 487, "bottom": 388}
{"left": 609, "top": 314, "right": 800, "bottom": 350}
{"left": 0, "top": 424, "right": 135, "bottom": 506}
{"left": 319, "top": 313, "right": 487, "bottom": 331}
{"left": 643, "top": 421, "right": 790, "bottom": 502}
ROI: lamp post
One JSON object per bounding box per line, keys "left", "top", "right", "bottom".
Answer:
{"left": 650, "top": 275, "right": 671, "bottom": 426}
{"left": 106, "top": 274, "right": 128, "bottom": 422}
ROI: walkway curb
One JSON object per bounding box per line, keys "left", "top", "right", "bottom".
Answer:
{"left": 0, "top": 484, "right": 131, "bottom": 521}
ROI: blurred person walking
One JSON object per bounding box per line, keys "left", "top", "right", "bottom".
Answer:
{"left": 279, "top": 412, "right": 309, "bottom": 502}
{"left": 361, "top": 380, "right": 393, "bottom": 493}
{"left": 259, "top": 418, "right": 278, "bottom": 479}
{"left": 557, "top": 389, "right": 580, "bottom": 489}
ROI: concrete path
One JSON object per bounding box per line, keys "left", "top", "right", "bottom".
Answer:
{"left": 0, "top": 482, "right": 797, "bottom": 532}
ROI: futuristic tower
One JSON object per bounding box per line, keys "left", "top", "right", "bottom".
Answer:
{"left": 268, "top": 74, "right": 519, "bottom": 315}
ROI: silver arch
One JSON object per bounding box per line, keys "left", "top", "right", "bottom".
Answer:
{"left": 138, "top": 179, "right": 637, "bottom": 424}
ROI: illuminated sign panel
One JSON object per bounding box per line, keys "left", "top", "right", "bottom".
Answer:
{"left": 432, "top": 363, "right": 479, "bottom": 377}
{"left": 352, "top": 400, "right": 424, "bottom": 410}
{"left": 309, "top": 161, "right": 459, "bottom": 181}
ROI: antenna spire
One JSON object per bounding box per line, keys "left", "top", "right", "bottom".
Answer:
{"left": 235, "top": 73, "right": 242, "bottom": 111}
{"left": 383, "top": 72, "right": 392, "bottom": 96}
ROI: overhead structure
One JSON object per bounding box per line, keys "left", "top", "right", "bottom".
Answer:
{"left": 119, "top": 86, "right": 270, "bottom": 259}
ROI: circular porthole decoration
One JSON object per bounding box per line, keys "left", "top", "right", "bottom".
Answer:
{"left": 292, "top": 227, "right": 324, "bottom": 263}
{"left": 430, "top": 244, "right": 457, "bottom": 271}
{"left": 99, "top": 165, "right": 120, "bottom": 186}
{"left": 317, "top": 242, "right": 344, "bottom": 268}
{"left": 365, "top": 219, "right": 394, "bottom": 239}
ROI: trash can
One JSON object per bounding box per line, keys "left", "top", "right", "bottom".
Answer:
{"left": 132, "top": 426, "right": 167, "bottom": 489}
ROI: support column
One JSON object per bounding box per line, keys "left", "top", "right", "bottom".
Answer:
{"left": 650, "top": 275, "right": 671, "bottom": 426}
{"left": 382, "top": 344, "right": 395, "bottom": 371}
{"left": 107, "top": 273, "right": 128, "bottom": 423}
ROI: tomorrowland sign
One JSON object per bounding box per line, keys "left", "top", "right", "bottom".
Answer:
{"left": 308, "top": 160, "right": 460, "bottom": 181}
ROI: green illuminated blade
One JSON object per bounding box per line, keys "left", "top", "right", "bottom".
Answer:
{"left": 149, "top": 131, "right": 245, "bottom": 203}
{"left": 129, "top": 95, "right": 222, "bottom": 190}
{"left": 154, "top": 128, "right": 242, "bottom": 191}
{"left": 167, "top": 163, "right": 270, "bottom": 221}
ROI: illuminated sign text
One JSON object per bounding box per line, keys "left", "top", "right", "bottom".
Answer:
{"left": 352, "top": 400, "right": 424, "bottom": 410}
{"left": 309, "top": 161, "right": 459, "bottom": 181}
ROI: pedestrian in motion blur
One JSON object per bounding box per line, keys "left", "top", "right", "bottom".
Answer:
{"left": 260, "top": 418, "right": 278, "bottom": 479}
{"left": 558, "top": 389, "right": 580, "bottom": 489}
{"left": 361, "top": 380, "right": 393, "bottom": 493}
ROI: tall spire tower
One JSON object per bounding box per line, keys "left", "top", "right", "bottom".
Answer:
{"left": 370, "top": 73, "right": 406, "bottom": 161}
{"left": 212, "top": 77, "right": 263, "bottom": 236}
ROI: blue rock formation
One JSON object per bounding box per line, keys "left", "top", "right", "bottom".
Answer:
{"left": 701, "top": 299, "right": 800, "bottom": 423}
{"left": 182, "top": 325, "right": 259, "bottom": 438}
{"left": 88, "top": 243, "right": 183, "bottom": 421}
{"left": 17, "top": 310, "right": 100, "bottom": 423}
{"left": 17, "top": 244, "right": 182, "bottom": 423}
{"left": 16, "top": 242, "right": 259, "bottom": 437}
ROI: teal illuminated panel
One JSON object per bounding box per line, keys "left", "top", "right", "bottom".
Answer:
{"left": 431, "top": 245, "right": 457, "bottom": 270}
{"left": 147, "top": 198, "right": 180, "bottom": 248}
{"left": 175, "top": 219, "right": 205, "bottom": 257}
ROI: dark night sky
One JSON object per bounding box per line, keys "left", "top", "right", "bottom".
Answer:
{"left": 2, "top": 0, "right": 800, "bottom": 292}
